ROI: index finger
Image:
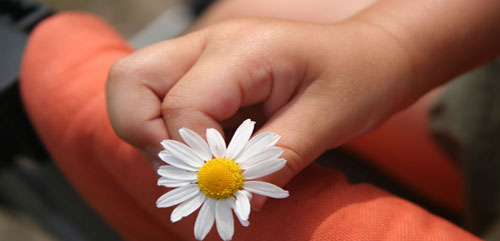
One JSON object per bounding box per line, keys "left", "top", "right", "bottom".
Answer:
{"left": 106, "top": 32, "right": 206, "bottom": 153}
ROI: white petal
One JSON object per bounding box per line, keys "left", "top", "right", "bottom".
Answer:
{"left": 215, "top": 199, "right": 234, "bottom": 241}
{"left": 158, "top": 150, "right": 198, "bottom": 172}
{"left": 241, "top": 190, "right": 252, "bottom": 200}
{"left": 238, "top": 218, "right": 249, "bottom": 227}
{"left": 234, "top": 191, "right": 250, "bottom": 220}
{"left": 161, "top": 140, "right": 204, "bottom": 168}
{"left": 156, "top": 184, "right": 200, "bottom": 208}
{"left": 206, "top": 128, "right": 226, "bottom": 158}
{"left": 226, "top": 196, "right": 249, "bottom": 227}
{"left": 157, "top": 177, "right": 192, "bottom": 187}
{"left": 171, "top": 193, "right": 206, "bottom": 222}
{"left": 179, "top": 128, "right": 212, "bottom": 161}
{"left": 225, "top": 119, "right": 255, "bottom": 159}
{"left": 268, "top": 134, "right": 281, "bottom": 147}
{"left": 158, "top": 165, "right": 197, "bottom": 181}
{"left": 237, "top": 132, "right": 280, "bottom": 161}
{"left": 194, "top": 198, "right": 216, "bottom": 240}
{"left": 244, "top": 181, "right": 289, "bottom": 199}
{"left": 242, "top": 158, "right": 286, "bottom": 180}
{"left": 239, "top": 147, "right": 283, "bottom": 168}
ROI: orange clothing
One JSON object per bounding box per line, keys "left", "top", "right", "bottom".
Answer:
{"left": 20, "top": 12, "right": 477, "bottom": 241}
{"left": 344, "top": 89, "right": 464, "bottom": 214}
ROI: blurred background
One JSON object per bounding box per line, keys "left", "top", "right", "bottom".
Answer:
{"left": 0, "top": 0, "right": 208, "bottom": 240}
{"left": 2, "top": 0, "right": 499, "bottom": 240}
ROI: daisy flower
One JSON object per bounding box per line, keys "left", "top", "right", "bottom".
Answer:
{"left": 156, "top": 119, "right": 289, "bottom": 240}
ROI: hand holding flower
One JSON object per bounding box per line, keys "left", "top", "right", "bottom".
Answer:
{"left": 107, "top": 18, "right": 413, "bottom": 212}
{"left": 106, "top": 2, "right": 500, "bottom": 238}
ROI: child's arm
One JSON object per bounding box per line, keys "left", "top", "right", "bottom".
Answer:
{"left": 106, "top": 0, "right": 500, "bottom": 209}
{"left": 353, "top": 0, "right": 500, "bottom": 99}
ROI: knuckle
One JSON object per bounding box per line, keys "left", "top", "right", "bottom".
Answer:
{"left": 161, "top": 94, "right": 185, "bottom": 116}
{"left": 278, "top": 145, "right": 308, "bottom": 175}
{"left": 210, "top": 18, "right": 285, "bottom": 48}
{"left": 107, "top": 57, "right": 135, "bottom": 89}
{"left": 108, "top": 57, "right": 130, "bottom": 80}
{"left": 214, "top": 18, "right": 260, "bottom": 39}
{"left": 108, "top": 54, "right": 147, "bottom": 85}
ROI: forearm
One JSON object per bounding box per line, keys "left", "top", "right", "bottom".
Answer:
{"left": 351, "top": 0, "right": 500, "bottom": 98}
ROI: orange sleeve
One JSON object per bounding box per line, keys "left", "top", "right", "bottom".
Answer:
{"left": 20, "top": 12, "right": 477, "bottom": 241}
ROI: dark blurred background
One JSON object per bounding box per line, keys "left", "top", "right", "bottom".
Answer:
{"left": 0, "top": 0, "right": 206, "bottom": 240}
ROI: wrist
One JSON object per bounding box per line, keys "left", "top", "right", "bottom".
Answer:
{"left": 325, "top": 20, "right": 418, "bottom": 116}
{"left": 347, "top": 0, "right": 500, "bottom": 101}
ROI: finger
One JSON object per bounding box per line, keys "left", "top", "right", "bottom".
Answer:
{"left": 161, "top": 42, "right": 304, "bottom": 143}
{"left": 106, "top": 32, "right": 206, "bottom": 154}
{"left": 250, "top": 87, "right": 356, "bottom": 210}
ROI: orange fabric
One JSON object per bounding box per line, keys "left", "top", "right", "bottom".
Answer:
{"left": 21, "top": 12, "right": 477, "bottom": 241}
{"left": 344, "top": 91, "right": 464, "bottom": 214}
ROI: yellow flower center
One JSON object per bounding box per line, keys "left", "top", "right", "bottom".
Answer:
{"left": 197, "top": 158, "right": 244, "bottom": 199}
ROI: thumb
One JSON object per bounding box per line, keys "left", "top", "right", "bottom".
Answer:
{"left": 250, "top": 91, "right": 348, "bottom": 210}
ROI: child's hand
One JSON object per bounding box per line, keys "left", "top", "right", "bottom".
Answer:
{"left": 106, "top": 18, "right": 413, "bottom": 209}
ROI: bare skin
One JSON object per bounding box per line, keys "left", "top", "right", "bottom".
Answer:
{"left": 106, "top": 0, "right": 500, "bottom": 210}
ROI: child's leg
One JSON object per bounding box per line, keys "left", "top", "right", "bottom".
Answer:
{"left": 344, "top": 90, "right": 464, "bottom": 214}
{"left": 21, "top": 7, "right": 474, "bottom": 241}
{"left": 20, "top": 12, "right": 178, "bottom": 241}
